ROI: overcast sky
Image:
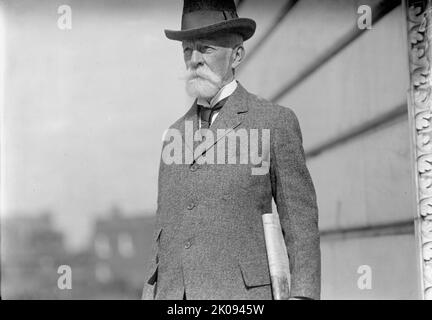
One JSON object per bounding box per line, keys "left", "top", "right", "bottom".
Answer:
{"left": 1, "top": 0, "right": 193, "bottom": 250}
{"left": 0, "top": 0, "right": 290, "bottom": 250}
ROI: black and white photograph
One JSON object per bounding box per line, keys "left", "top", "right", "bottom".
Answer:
{"left": 0, "top": 0, "right": 431, "bottom": 305}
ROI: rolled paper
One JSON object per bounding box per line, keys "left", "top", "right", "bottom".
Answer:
{"left": 262, "top": 211, "right": 291, "bottom": 300}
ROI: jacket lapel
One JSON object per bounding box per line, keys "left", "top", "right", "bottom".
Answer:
{"left": 173, "top": 82, "right": 250, "bottom": 164}
{"left": 193, "top": 82, "right": 250, "bottom": 163}
{"left": 171, "top": 100, "right": 199, "bottom": 165}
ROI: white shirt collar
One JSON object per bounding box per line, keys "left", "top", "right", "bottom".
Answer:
{"left": 197, "top": 79, "right": 238, "bottom": 108}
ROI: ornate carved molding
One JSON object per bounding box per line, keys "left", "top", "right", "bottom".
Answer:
{"left": 406, "top": 0, "right": 432, "bottom": 300}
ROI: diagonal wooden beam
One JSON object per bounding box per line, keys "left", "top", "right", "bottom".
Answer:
{"left": 306, "top": 104, "right": 407, "bottom": 158}
{"left": 271, "top": 0, "right": 401, "bottom": 102}
{"left": 238, "top": 0, "right": 299, "bottom": 71}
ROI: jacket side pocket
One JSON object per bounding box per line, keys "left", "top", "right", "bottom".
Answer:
{"left": 238, "top": 258, "right": 272, "bottom": 288}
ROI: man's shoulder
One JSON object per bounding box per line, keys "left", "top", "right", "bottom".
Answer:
{"left": 169, "top": 114, "right": 188, "bottom": 129}
{"left": 166, "top": 103, "right": 195, "bottom": 130}
{"left": 245, "top": 90, "right": 299, "bottom": 128}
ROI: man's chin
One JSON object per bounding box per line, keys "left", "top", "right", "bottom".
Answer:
{"left": 185, "top": 79, "right": 220, "bottom": 99}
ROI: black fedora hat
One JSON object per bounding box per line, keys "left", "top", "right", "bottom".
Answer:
{"left": 165, "top": 0, "right": 256, "bottom": 41}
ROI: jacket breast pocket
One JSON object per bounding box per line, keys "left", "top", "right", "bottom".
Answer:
{"left": 238, "top": 258, "right": 271, "bottom": 288}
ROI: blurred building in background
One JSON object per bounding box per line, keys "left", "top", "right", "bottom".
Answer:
{"left": 89, "top": 207, "right": 155, "bottom": 299}
{"left": 1, "top": 213, "right": 71, "bottom": 299}
{"left": 1, "top": 0, "right": 431, "bottom": 299}
{"left": 1, "top": 208, "right": 155, "bottom": 299}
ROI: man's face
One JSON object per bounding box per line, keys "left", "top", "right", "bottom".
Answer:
{"left": 182, "top": 34, "right": 241, "bottom": 99}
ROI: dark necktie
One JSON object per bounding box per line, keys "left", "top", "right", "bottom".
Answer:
{"left": 198, "top": 97, "right": 229, "bottom": 129}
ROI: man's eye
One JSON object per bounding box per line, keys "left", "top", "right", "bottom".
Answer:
{"left": 183, "top": 47, "right": 192, "bottom": 54}
{"left": 202, "top": 46, "right": 214, "bottom": 53}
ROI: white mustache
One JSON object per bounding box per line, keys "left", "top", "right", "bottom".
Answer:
{"left": 184, "top": 66, "right": 221, "bottom": 85}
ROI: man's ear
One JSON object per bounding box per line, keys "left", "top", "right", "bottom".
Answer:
{"left": 231, "top": 45, "right": 245, "bottom": 69}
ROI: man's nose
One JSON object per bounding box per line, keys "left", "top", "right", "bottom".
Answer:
{"left": 190, "top": 49, "right": 204, "bottom": 68}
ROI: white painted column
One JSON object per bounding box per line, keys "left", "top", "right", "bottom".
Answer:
{"left": 405, "top": 0, "right": 432, "bottom": 300}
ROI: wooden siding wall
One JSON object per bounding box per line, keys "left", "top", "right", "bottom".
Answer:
{"left": 238, "top": 0, "right": 419, "bottom": 299}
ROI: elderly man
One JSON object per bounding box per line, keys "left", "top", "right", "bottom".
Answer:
{"left": 142, "top": 0, "right": 320, "bottom": 300}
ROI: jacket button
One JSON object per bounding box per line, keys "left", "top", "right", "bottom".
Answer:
{"left": 190, "top": 163, "right": 198, "bottom": 172}
{"left": 184, "top": 241, "right": 192, "bottom": 249}
{"left": 187, "top": 202, "right": 195, "bottom": 210}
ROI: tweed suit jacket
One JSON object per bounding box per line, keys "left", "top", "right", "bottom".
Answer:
{"left": 142, "top": 82, "right": 320, "bottom": 300}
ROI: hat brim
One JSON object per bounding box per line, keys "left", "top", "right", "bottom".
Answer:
{"left": 164, "top": 18, "right": 256, "bottom": 41}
